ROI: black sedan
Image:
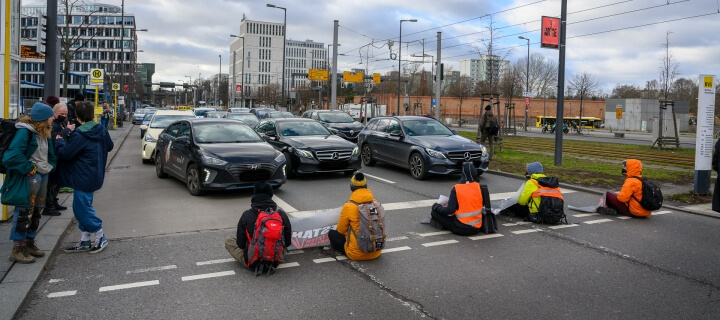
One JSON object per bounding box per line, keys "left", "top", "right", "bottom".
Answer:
{"left": 303, "top": 110, "right": 364, "bottom": 142}
{"left": 357, "top": 116, "right": 489, "bottom": 180}
{"left": 255, "top": 118, "right": 361, "bottom": 178}
{"left": 154, "top": 119, "right": 286, "bottom": 195}
{"left": 227, "top": 112, "right": 259, "bottom": 127}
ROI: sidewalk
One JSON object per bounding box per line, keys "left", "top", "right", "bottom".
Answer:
{"left": 0, "top": 122, "right": 133, "bottom": 320}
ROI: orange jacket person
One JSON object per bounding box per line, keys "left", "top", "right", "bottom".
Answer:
{"left": 597, "top": 159, "right": 651, "bottom": 217}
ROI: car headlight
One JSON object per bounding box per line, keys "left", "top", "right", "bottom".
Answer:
{"left": 144, "top": 133, "right": 156, "bottom": 142}
{"left": 295, "top": 148, "right": 314, "bottom": 159}
{"left": 425, "top": 148, "right": 446, "bottom": 159}
{"left": 351, "top": 146, "right": 358, "bottom": 155}
{"left": 200, "top": 150, "right": 228, "bottom": 166}
{"left": 274, "top": 153, "right": 286, "bottom": 163}
{"left": 481, "top": 145, "right": 488, "bottom": 156}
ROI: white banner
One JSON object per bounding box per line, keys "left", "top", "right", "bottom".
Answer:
{"left": 287, "top": 207, "right": 341, "bottom": 250}
{"left": 695, "top": 75, "right": 716, "bottom": 171}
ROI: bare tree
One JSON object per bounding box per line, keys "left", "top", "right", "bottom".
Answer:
{"left": 497, "top": 62, "right": 523, "bottom": 126}
{"left": 659, "top": 31, "right": 681, "bottom": 101}
{"left": 568, "top": 72, "right": 599, "bottom": 124}
{"left": 671, "top": 77, "right": 698, "bottom": 113}
{"left": 610, "top": 84, "right": 643, "bottom": 98}
{"left": 58, "top": 0, "right": 101, "bottom": 97}
{"left": 447, "top": 75, "right": 475, "bottom": 124}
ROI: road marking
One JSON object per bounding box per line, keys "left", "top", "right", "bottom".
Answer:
{"left": 387, "top": 236, "right": 409, "bottom": 242}
{"left": 468, "top": 234, "right": 504, "bottom": 240}
{"left": 382, "top": 200, "right": 437, "bottom": 211}
{"left": 548, "top": 224, "right": 579, "bottom": 229}
{"left": 274, "top": 196, "right": 298, "bottom": 213}
{"left": 502, "top": 222, "right": 531, "bottom": 226}
{"left": 573, "top": 213, "right": 599, "bottom": 218}
{"left": 287, "top": 250, "right": 305, "bottom": 255}
{"left": 126, "top": 265, "right": 177, "bottom": 274}
{"left": 364, "top": 173, "right": 395, "bottom": 184}
{"left": 616, "top": 216, "right": 632, "bottom": 220}
{"left": 511, "top": 229, "right": 540, "bottom": 234}
{"left": 336, "top": 256, "right": 348, "bottom": 261}
{"left": 196, "top": 258, "right": 235, "bottom": 266}
{"left": 181, "top": 271, "right": 235, "bottom": 282}
{"left": 278, "top": 262, "right": 300, "bottom": 268}
{"left": 653, "top": 210, "right": 671, "bottom": 215}
{"left": 417, "top": 231, "right": 451, "bottom": 237}
{"left": 382, "top": 246, "right": 412, "bottom": 253}
{"left": 48, "top": 290, "right": 77, "bottom": 298}
{"left": 422, "top": 240, "right": 459, "bottom": 247}
{"left": 99, "top": 280, "right": 160, "bottom": 292}
{"left": 313, "top": 257, "right": 337, "bottom": 264}
{"left": 584, "top": 219, "right": 613, "bottom": 224}
{"left": 49, "top": 279, "right": 65, "bottom": 283}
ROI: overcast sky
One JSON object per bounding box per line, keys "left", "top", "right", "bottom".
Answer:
{"left": 122, "top": 0, "right": 720, "bottom": 95}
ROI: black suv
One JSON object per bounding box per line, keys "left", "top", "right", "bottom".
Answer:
{"left": 302, "top": 110, "right": 364, "bottom": 142}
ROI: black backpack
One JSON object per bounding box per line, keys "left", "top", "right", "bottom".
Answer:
{"left": 528, "top": 177, "right": 568, "bottom": 225}
{"left": 0, "top": 119, "right": 25, "bottom": 174}
{"left": 480, "top": 184, "right": 498, "bottom": 234}
{"left": 484, "top": 115, "right": 500, "bottom": 136}
{"left": 631, "top": 176, "right": 663, "bottom": 211}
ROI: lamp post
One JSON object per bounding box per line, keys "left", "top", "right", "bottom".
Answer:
{"left": 397, "top": 19, "right": 417, "bottom": 116}
{"left": 230, "top": 35, "right": 245, "bottom": 109}
{"left": 184, "top": 75, "right": 191, "bottom": 105}
{"left": 518, "top": 36, "right": 530, "bottom": 130}
{"left": 267, "top": 4, "right": 287, "bottom": 109}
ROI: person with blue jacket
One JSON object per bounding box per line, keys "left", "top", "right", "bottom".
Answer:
{"left": 1, "top": 103, "right": 57, "bottom": 263}
{"left": 55, "top": 101, "right": 114, "bottom": 254}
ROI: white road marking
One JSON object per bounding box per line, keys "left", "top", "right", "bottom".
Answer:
{"left": 653, "top": 210, "right": 671, "bottom": 215}
{"left": 364, "top": 173, "right": 395, "bottom": 184}
{"left": 386, "top": 236, "right": 409, "bottom": 242}
{"left": 49, "top": 279, "right": 65, "bottom": 283}
{"left": 573, "top": 213, "right": 599, "bottom": 218}
{"left": 99, "top": 280, "right": 160, "bottom": 292}
{"left": 336, "top": 256, "right": 348, "bottom": 261}
{"left": 47, "top": 290, "right": 77, "bottom": 298}
{"left": 584, "top": 219, "right": 613, "bottom": 224}
{"left": 196, "top": 258, "right": 235, "bottom": 266}
{"left": 417, "top": 231, "right": 451, "bottom": 237}
{"left": 468, "top": 234, "right": 504, "bottom": 240}
{"left": 616, "top": 216, "right": 632, "bottom": 220}
{"left": 289, "top": 209, "right": 329, "bottom": 218}
{"left": 274, "top": 196, "right": 298, "bottom": 213}
{"left": 126, "top": 265, "right": 177, "bottom": 274}
{"left": 548, "top": 224, "right": 579, "bottom": 229}
{"left": 382, "top": 246, "right": 412, "bottom": 253}
{"left": 382, "top": 200, "right": 437, "bottom": 211}
{"left": 287, "top": 250, "right": 305, "bottom": 255}
{"left": 313, "top": 257, "right": 337, "bottom": 263}
{"left": 511, "top": 229, "right": 540, "bottom": 234}
{"left": 502, "top": 222, "right": 531, "bottom": 226}
{"left": 181, "top": 271, "right": 235, "bottom": 282}
{"left": 422, "top": 240, "right": 459, "bottom": 247}
{"left": 277, "top": 262, "right": 300, "bottom": 268}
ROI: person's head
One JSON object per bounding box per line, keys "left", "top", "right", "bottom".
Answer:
{"left": 459, "top": 162, "right": 479, "bottom": 183}
{"left": 44, "top": 95, "right": 60, "bottom": 107}
{"left": 485, "top": 105, "right": 492, "bottom": 111}
{"left": 75, "top": 101, "right": 95, "bottom": 123}
{"left": 623, "top": 159, "right": 642, "bottom": 177}
{"left": 525, "top": 162, "right": 543, "bottom": 179}
{"left": 252, "top": 181, "right": 274, "bottom": 202}
{"left": 19, "top": 102, "right": 54, "bottom": 138}
{"left": 350, "top": 172, "right": 367, "bottom": 192}
{"left": 74, "top": 93, "right": 85, "bottom": 101}
{"left": 53, "top": 103, "right": 68, "bottom": 122}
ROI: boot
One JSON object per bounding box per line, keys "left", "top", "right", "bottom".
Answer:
{"left": 9, "top": 244, "right": 36, "bottom": 264}
{"left": 41, "top": 207, "right": 61, "bottom": 216}
{"left": 54, "top": 198, "right": 67, "bottom": 211}
{"left": 25, "top": 239, "right": 45, "bottom": 257}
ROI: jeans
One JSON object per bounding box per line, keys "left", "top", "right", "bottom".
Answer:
{"left": 72, "top": 190, "right": 103, "bottom": 233}
{"left": 100, "top": 118, "right": 109, "bottom": 129}
{"left": 9, "top": 174, "right": 48, "bottom": 241}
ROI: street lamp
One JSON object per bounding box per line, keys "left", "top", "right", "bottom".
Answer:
{"left": 397, "top": 19, "right": 417, "bottom": 115}
{"left": 185, "top": 75, "right": 191, "bottom": 105}
{"left": 231, "top": 35, "right": 245, "bottom": 109}
{"left": 518, "top": 36, "right": 530, "bottom": 130}
{"left": 267, "top": 4, "right": 287, "bottom": 109}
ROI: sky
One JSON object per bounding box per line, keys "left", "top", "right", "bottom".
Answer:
{"left": 119, "top": 0, "right": 720, "bottom": 95}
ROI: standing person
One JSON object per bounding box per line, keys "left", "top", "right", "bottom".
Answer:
{"left": 327, "top": 172, "right": 383, "bottom": 261}
{"left": 43, "top": 95, "right": 60, "bottom": 107}
{"left": 428, "top": 162, "right": 486, "bottom": 236}
{"left": 1, "top": 103, "right": 57, "bottom": 263}
{"left": 67, "top": 93, "right": 85, "bottom": 125}
{"left": 478, "top": 105, "right": 498, "bottom": 160}
{"left": 713, "top": 138, "right": 720, "bottom": 213}
{"left": 44, "top": 103, "right": 75, "bottom": 216}
{"left": 100, "top": 102, "right": 112, "bottom": 129}
{"left": 225, "top": 181, "right": 292, "bottom": 271}
{"left": 597, "top": 159, "right": 652, "bottom": 218}
{"left": 55, "top": 101, "right": 114, "bottom": 253}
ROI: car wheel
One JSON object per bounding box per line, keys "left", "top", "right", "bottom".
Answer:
{"left": 186, "top": 164, "right": 204, "bottom": 196}
{"left": 155, "top": 153, "right": 168, "bottom": 178}
{"left": 409, "top": 153, "right": 428, "bottom": 180}
{"left": 283, "top": 152, "right": 296, "bottom": 179}
{"left": 361, "top": 144, "right": 376, "bottom": 166}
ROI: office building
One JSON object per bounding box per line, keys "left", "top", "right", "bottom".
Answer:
{"left": 460, "top": 56, "right": 510, "bottom": 84}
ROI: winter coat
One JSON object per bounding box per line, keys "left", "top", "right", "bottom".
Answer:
{"left": 479, "top": 110, "right": 496, "bottom": 131}
{"left": 518, "top": 173, "right": 547, "bottom": 213}
{"left": 713, "top": 139, "right": 720, "bottom": 213}
{"left": 337, "top": 188, "right": 382, "bottom": 261}
{"left": 616, "top": 159, "right": 651, "bottom": 217}
{"left": 235, "top": 198, "right": 292, "bottom": 253}
{"left": 54, "top": 122, "right": 114, "bottom": 192}
{"left": 0, "top": 127, "right": 57, "bottom": 206}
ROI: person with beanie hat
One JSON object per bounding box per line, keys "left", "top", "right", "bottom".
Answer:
{"left": 225, "top": 181, "right": 292, "bottom": 270}
{"left": 327, "top": 172, "right": 384, "bottom": 261}
{"left": 2, "top": 102, "right": 58, "bottom": 263}
{"left": 44, "top": 95, "right": 60, "bottom": 107}
{"left": 427, "top": 162, "right": 487, "bottom": 235}
{"left": 502, "top": 162, "right": 558, "bottom": 219}
{"left": 478, "top": 105, "right": 498, "bottom": 160}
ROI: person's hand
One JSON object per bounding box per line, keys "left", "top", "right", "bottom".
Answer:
{"left": 432, "top": 203, "right": 441, "bottom": 211}
{"left": 67, "top": 124, "right": 75, "bottom": 131}
{"left": 55, "top": 135, "right": 63, "bottom": 140}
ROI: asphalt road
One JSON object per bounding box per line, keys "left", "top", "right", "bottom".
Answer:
{"left": 16, "top": 125, "right": 720, "bottom": 319}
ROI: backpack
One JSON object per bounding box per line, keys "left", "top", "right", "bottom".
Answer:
{"left": 0, "top": 119, "right": 29, "bottom": 174}
{"left": 630, "top": 176, "right": 663, "bottom": 211}
{"left": 246, "top": 208, "right": 285, "bottom": 276}
{"left": 528, "top": 177, "right": 568, "bottom": 225}
{"left": 484, "top": 114, "right": 499, "bottom": 136}
{"left": 348, "top": 200, "right": 386, "bottom": 253}
{"left": 480, "top": 184, "right": 498, "bottom": 234}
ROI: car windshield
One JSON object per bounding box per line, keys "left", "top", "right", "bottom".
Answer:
{"left": 142, "top": 113, "right": 155, "bottom": 121}
{"left": 318, "top": 112, "right": 354, "bottom": 123}
{"left": 135, "top": 109, "right": 147, "bottom": 115}
{"left": 206, "top": 112, "right": 226, "bottom": 118}
{"left": 227, "top": 114, "right": 259, "bottom": 126}
{"left": 277, "top": 121, "right": 331, "bottom": 136}
{"left": 402, "top": 119, "right": 453, "bottom": 136}
{"left": 194, "top": 109, "right": 212, "bottom": 117}
{"left": 150, "top": 115, "right": 194, "bottom": 128}
{"left": 193, "top": 122, "right": 263, "bottom": 143}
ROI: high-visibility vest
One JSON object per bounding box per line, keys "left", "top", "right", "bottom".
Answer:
{"left": 454, "top": 183, "right": 484, "bottom": 228}
{"left": 529, "top": 179, "right": 564, "bottom": 210}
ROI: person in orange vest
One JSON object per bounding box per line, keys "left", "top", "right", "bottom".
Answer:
{"left": 428, "top": 162, "right": 486, "bottom": 236}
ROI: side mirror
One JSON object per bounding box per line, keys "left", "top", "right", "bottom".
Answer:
{"left": 265, "top": 130, "right": 278, "bottom": 139}
{"left": 390, "top": 130, "right": 403, "bottom": 137}
{"left": 140, "top": 125, "right": 148, "bottom": 130}
{"left": 451, "top": 129, "right": 458, "bottom": 135}
{"left": 175, "top": 136, "right": 191, "bottom": 145}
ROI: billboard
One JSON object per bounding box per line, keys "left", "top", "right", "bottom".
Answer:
{"left": 541, "top": 16, "right": 560, "bottom": 49}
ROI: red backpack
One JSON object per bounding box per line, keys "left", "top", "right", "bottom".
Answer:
{"left": 246, "top": 208, "right": 284, "bottom": 276}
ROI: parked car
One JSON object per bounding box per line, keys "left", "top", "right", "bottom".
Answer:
{"left": 192, "top": 107, "right": 216, "bottom": 118}
{"left": 357, "top": 116, "right": 489, "bottom": 180}
{"left": 227, "top": 112, "right": 260, "bottom": 127}
{"left": 303, "top": 110, "right": 364, "bottom": 142}
{"left": 141, "top": 110, "right": 195, "bottom": 163}
{"left": 262, "top": 111, "right": 295, "bottom": 119}
{"left": 229, "top": 107, "right": 250, "bottom": 113}
{"left": 204, "top": 111, "right": 228, "bottom": 118}
{"left": 249, "top": 108, "right": 275, "bottom": 119}
{"left": 133, "top": 108, "right": 155, "bottom": 124}
{"left": 255, "top": 118, "right": 361, "bottom": 178}
{"left": 139, "top": 110, "right": 157, "bottom": 138}
{"left": 154, "top": 119, "right": 286, "bottom": 195}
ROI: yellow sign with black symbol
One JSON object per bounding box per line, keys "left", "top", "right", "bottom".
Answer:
{"left": 616, "top": 106, "right": 623, "bottom": 119}
{"left": 90, "top": 68, "right": 104, "bottom": 85}
{"left": 308, "top": 69, "right": 329, "bottom": 81}
{"left": 343, "top": 71, "right": 364, "bottom": 83}
{"left": 112, "top": 83, "right": 120, "bottom": 91}
{"left": 373, "top": 73, "right": 381, "bottom": 84}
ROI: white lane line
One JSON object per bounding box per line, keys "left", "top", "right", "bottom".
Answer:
{"left": 616, "top": 216, "right": 632, "bottom": 220}
{"left": 548, "top": 224, "right": 579, "bottom": 229}
{"left": 364, "top": 173, "right": 395, "bottom": 184}
{"left": 287, "top": 250, "right": 305, "bottom": 255}
{"left": 502, "top": 222, "right": 531, "bottom": 227}
{"left": 313, "top": 257, "right": 337, "bottom": 264}
{"left": 48, "top": 290, "right": 77, "bottom": 298}
{"left": 417, "top": 231, "right": 451, "bottom": 237}
{"left": 277, "top": 262, "right": 300, "bottom": 269}
{"left": 181, "top": 271, "right": 235, "bottom": 282}
{"left": 126, "top": 265, "right": 177, "bottom": 274}
{"left": 49, "top": 278, "right": 65, "bottom": 283}
{"left": 382, "top": 200, "right": 437, "bottom": 211}
{"left": 336, "top": 256, "right": 348, "bottom": 261}
{"left": 196, "top": 258, "right": 235, "bottom": 266}
{"left": 99, "top": 280, "right": 160, "bottom": 292}
{"left": 468, "top": 234, "right": 504, "bottom": 240}
{"left": 584, "top": 219, "right": 613, "bottom": 224}
{"left": 573, "top": 213, "right": 599, "bottom": 218}
{"left": 511, "top": 229, "right": 540, "bottom": 234}
{"left": 422, "top": 240, "right": 459, "bottom": 247}
{"left": 653, "top": 210, "right": 671, "bottom": 215}
{"left": 386, "top": 236, "right": 409, "bottom": 242}
{"left": 274, "top": 196, "right": 298, "bottom": 213}
{"left": 382, "top": 246, "right": 412, "bottom": 253}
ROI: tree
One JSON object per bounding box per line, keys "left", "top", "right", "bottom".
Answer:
{"left": 497, "top": 62, "right": 523, "bottom": 126}
{"left": 58, "top": 0, "right": 101, "bottom": 97}
{"left": 568, "top": 72, "right": 599, "bottom": 124}
{"left": 344, "top": 83, "right": 356, "bottom": 103}
{"left": 671, "top": 77, "right": 698, "bottom": 114}
{"left": 447, "top": 76, "right": 475, "bottom": 123}
{"left": 659, "top": 31, "right": 681, "bottom": 101}
{"left": 610, "top": 84, "right": 643, "bottom": 98}
{"left": 518, "top": 52, "right": 557, "bottom": 96}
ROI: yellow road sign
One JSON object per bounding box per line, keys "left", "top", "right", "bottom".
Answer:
{"left": 308, "top": 69, "right": 329, "bottom": 81}
{"left": 343, "top": 71, "right": 364, "bottom": 83}
{"left": 616, "top": 107, "right": 623, "bottom": 119}
{"left": 90, "top": 68, "right": 104, "bottom": 84}
{"left": 112, "top": 83, "right": 120, "bottom": 91}
{"left": 373, "top": 73, "right": 381, "bottom": 84}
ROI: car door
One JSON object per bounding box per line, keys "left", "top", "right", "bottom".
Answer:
{"left": 381, "top": 119, "right": 408, "bottom": 166}
{"left": 257, "top": 121, "right": 282, "bottom": 151}
{"left": 372, "top": 119, "right": 391, "bottom": 161}
{"left": 168, "top": 121, "right": 192, "bottom": 178}
{"left": 159, "top": 122, "right": 181, "bottom": 177}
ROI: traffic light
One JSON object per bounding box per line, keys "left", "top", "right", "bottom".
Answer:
{"left": 37, "top": 14, "right": 47, "bottom": 54}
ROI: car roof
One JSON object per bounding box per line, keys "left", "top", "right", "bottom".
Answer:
{"left": 186, "top": 118, "right": 248, "bottom": 124}
{"left": 262, "top": 118, "right": 315, "bottom": 123}
{"left": 152, "top": 110, "right": 195, "bottom": 116}
{"left": 228, "top": 112, "right": 255, "bottom": 115}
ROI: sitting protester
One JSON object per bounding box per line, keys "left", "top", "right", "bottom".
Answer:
{"left": 597, "top": 159, "right": 653, "bottom": 218}
{"left": 428, "top": 162, "right": 486, "bottom": 236}
{"left": 503, "top": 162, "right": 546, "bottom": 219}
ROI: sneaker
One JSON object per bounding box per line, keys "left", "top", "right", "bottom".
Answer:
{"left": 597, "top": 206, "right": 618, "bottom": 216}
{"left": 64, "top": 241, "right": 91, "bottom": 253}
{"left": 89, "top": 236, "right": 108, "bottom": 254}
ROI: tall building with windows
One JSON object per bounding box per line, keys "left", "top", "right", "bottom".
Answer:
{"left": 460, "top": 55, "right": 510, "bottom": 84}
{"left": 230, "top": 17, "right": 325, "bottom": 106}
{"left": 2, "top": 0, "right": 22, "bottom": 120}
{"left": 20, "top": 2, "right": 143, "bottom": 103}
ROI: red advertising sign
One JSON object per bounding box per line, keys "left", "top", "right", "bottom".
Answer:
{"left": 525, "top": 97, "right": 531, "bottom": 106}
{"left": 541, "top": 16, "right": 560, "bottom": 49}
{"left": 235, "top": 84, "right": 242, "bottom": 92}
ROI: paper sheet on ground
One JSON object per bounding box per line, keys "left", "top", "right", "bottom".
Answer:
{"left": 567, "top": 193, "right": 607, "bottom": 213}
{"left": 491, "top": 183, "right": 524, "bottom": 215}
{"left": 438, "top": 195, "right": 449, "bottom": 206}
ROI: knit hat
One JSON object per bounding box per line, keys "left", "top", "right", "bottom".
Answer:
{"left": 350, "top": 172, "right": 367, "bottom": 191}
{"left": 75, "top": 93, "right": 85, "bottom": 101}
{"left": 485, "top": 105, "right": 492, "bottom": 111}
{"left": 253, "top": 181, "right": 273, "bottom": 198}
{"left": 45, "top": 95, "right": 60, "bottom": 106}
{"left": 526, "top": 162, "right": 543, "bottom": 175}
{"left": 30, "top": 102, "right": 55, "bottom": 121}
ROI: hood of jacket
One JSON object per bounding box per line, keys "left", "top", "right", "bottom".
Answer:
{"left": 625, "top": 159, "right": 642, "bottom": 177}
{"left": 459, "top": 162, "right": 479, "bottom": 183}
{"left": 15, "top": 122, "right": 38, "bottom": 134}
{"left": 349, "top": 188, "right": 374, "bottom": 204}
{"left": 536, "top": 176, "right": 559, "bottom": 188}
{"left": 75, "top": 121, "right": 104, "bottom": 141}
{"left": 250, "top": 198, "right": 278, "bottom": 212}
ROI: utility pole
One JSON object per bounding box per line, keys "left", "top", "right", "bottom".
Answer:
{"left": 434, "top": 32, "right": 441, "bottom": 120}
{"left": 43, "top": 0, "right": 59, "bottom": 100}
{"left": 331, "top": 20, "right": 339, "bottom": 110}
